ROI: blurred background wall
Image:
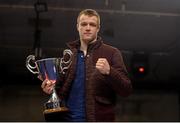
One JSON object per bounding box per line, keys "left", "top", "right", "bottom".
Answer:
{"left": 0, "top": 0, "right": 180, "bottom": 121}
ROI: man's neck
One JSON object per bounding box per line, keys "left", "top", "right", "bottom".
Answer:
{"left": 80, "top": 38, "right": 97, "bottom": 56}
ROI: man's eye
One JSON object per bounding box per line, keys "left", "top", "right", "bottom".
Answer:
{"left": 81, "top": 23, "right": 87, "bottom": 26}
{"left": 90, "top": 23, "right": 97, "bottom": 27}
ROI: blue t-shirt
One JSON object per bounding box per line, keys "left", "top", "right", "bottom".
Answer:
{"left": 65, "top": 51, "right": 86, "bottom": 121}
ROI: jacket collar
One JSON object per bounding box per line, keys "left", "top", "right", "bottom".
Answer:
{"left": 66, "top": 36, "right": 103, "bottom": 51}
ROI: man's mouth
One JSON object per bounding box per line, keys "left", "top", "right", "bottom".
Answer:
{"left": 84, "top": 33, "right": 91, "bottom": 35}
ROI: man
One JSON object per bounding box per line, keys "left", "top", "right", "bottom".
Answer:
{"left": 41, "top": 9, "right": 132, "bottom": 121}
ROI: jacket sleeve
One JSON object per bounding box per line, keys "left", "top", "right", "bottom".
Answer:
{"left": 107, "top": 48, "right": 132, "bottom": 97}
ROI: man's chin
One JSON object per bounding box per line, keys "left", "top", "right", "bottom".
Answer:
{"left": 83, "top": 37, "right": 96, "bottom": 43}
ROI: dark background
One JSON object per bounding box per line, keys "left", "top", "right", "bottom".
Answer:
{"left": 0, "top": 0, "right": 180, "bottom": 121}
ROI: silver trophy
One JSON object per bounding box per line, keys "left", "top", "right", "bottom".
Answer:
{"left": 26, "top": 49, "right": 72, "bottom": 115}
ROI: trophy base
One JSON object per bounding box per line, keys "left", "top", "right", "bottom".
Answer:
{"left": 43, "top": 107, "right": 69, "bottom": 122}
{"left": 43, "top": 107, "right": 69, "bottom": 114}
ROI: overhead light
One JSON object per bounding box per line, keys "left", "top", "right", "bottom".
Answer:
{"left": 105, "top": 0, "right": 109, "bottom": 6}
{"left": 34, "top": 1, "right": 48, "bottom": 13}
{"left": 121, "top": 0, "right": 126, "bottom": 12}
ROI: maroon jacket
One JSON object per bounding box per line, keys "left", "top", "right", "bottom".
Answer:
{"left": 58, "top": 37, "right": 132, "bottom": 121}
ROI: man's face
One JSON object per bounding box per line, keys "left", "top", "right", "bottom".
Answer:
{"left": 77, "top": 14, "right": 100, "bottom": 44}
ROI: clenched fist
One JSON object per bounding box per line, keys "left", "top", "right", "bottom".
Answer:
{"left": 95, "top": 58, "right": 110, "bottom": 75}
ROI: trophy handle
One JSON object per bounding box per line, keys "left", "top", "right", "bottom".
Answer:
{"left": 26, "top": 55, "right": 39, "bottom": 74}
{"left": 60, "top": 49, "right": 73, "bottom": 74}
{"left": 62, "top": 49, "right": 73, "bottom": 64}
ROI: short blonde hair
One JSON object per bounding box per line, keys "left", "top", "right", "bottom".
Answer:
{"left": 77, "top": 9, "right": 100, "bottom": 28}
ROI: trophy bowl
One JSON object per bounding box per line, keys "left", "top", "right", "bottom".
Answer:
{"left": 26, "top": 49, "right": 72, "bottom": 121}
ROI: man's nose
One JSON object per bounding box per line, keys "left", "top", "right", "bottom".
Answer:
{"left": 86, "top": 24, "right": 90, "bottom": 30}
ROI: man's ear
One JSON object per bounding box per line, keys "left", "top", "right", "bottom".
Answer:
{"left": 76, "top": 23, "right": 79, "bottom": 31}
{"left": 97, "top": 25, "right": 100, "bottom": 32}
